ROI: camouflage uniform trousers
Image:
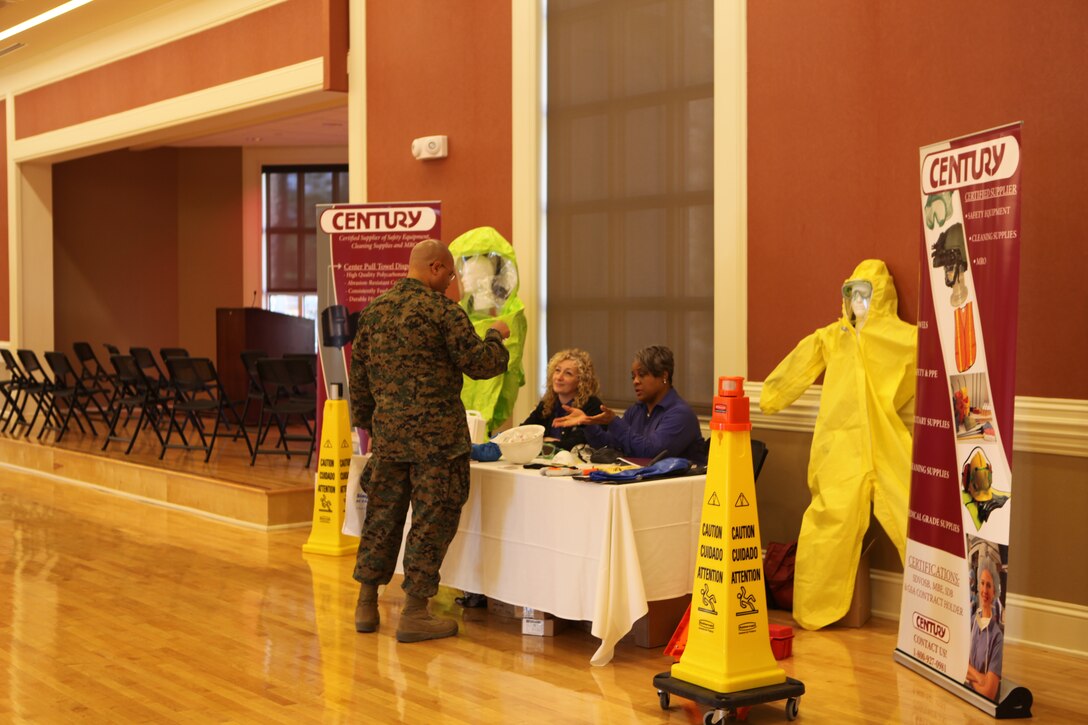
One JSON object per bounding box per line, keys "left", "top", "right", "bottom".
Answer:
{"left": 352, "top": 453, "right": 470, "bottom": 600}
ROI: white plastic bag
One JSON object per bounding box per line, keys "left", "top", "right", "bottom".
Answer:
{"left": 342, "top": 455, "right": 369, "bottom": 537}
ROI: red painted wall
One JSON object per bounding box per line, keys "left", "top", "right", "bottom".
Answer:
{"left": 53, "top": 149, "right": 180, "bottom": 355}
{"left": 177, "top": 148, "right": 245, "bottom": 359}
{"left": 748, "top": 0, "right": 1088, "bottom": 399}
{"left": 0, "top": 100, "right": 8, "bottom": 340}
{"left": 365, "top": 0, "right": 512, "bottom": 244}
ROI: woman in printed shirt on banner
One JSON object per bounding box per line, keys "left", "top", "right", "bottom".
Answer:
{"left": 967, "top": 554, "right": 1004, "bottom": 700}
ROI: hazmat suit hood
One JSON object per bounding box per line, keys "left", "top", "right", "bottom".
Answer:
{"left": 448, "top": 226, "right": 527, "bottom": 432}
{"left": 759, "top": 258, "right": 917, "bottom": 630}
{"left": 841, "top": 259, "right": 897, "bottom": 325}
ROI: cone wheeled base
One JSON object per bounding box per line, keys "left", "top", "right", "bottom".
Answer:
{"left": 653, "top": 672, "right": 805, "bottom": 723}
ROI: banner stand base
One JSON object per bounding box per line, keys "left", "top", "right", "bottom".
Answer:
{"left": 894, "top": 649, "right": 1033, "bottom": 719}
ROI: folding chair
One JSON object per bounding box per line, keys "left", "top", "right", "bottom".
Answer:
{"left": 73, "top": 342, "right": 112, "bottom": 389}
{"left": 102, "top": 354, "right": 166, "bottom": 455}
{"left": 160, "top": 356, "right": 213, "bottom": 461}
{"left": 71, "top": 342, "right": 112, "bottom": 416}
{"left": 130, "top": 347, "right": 170, "bottom": 395}
{"left": 0, "top": 349, "right": 30, "bottom": 433}
{"left": 751, "top": 439, "right": 769, "bottom": 481}
{"left": 236, "top": 349, "right": 267, "bottom": 445}
{"left": 161, "top": 357, "right": 246, "bottom": 461}
{"left": 42, "top": 351, "right": 107, "bottom": 442}
{"left": 159, "top": 347, "right": 190, "bottom": 362}
{"left": 17, "top": 349, "right": 60, "bottom": 437}
{"left": 250, "top": 356, "right": 317, "bottom": 467}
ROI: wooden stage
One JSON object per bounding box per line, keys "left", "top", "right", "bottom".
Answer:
{"left": 0, "top": 422, "right": 316, "bottom": 529}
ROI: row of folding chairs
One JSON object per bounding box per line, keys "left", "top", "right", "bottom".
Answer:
{"left": 1, "top": 347, "right": 107, "bottom": 442}
{"left": 0, "top": 343, "right": 244, "bottom": 464}
{"left": 2, "top": 342, "right": 318, "bottom": 468}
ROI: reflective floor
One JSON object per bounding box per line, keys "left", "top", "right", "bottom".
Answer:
{"left": 1, "top": 469, "right": 1083, "bottom": 723}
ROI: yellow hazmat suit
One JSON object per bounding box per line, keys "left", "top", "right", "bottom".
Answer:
{"left": 760, "top": 259, "right": 916, "bottom": 630}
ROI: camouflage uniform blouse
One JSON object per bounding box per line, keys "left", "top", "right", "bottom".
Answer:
{"left": 349, "top": 277, "right": 510, "bottom": 462}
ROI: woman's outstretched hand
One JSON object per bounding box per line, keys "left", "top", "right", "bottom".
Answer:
{"left": 553, "top": 404, "right": 616, "bottom": 427}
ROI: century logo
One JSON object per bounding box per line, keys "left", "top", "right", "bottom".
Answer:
{"left": 913, "top": 612, "right": 950, "bottom": 643}
{"left": 922, "top": 136, "right": 1019, "bottom": 194}
{"left": 320, "top": 206, "right": 437, "bottom": 233}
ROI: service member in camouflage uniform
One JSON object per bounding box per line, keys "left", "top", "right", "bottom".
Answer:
{"left": 350, "top": 239, "right": 510, "bottom": 643}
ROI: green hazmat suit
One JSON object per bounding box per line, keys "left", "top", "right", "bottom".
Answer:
{"left": 448, "top": 227, "right": 527, "bottom": 433}
{"left": 759, "top": 259, "right": 917, "bottom": 630}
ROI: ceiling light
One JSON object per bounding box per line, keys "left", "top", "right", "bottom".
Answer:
{"left": 0, "top": 0, "right": 96, "bottom": 44}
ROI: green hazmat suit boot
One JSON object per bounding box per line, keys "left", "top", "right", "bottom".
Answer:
{"left": 355, "top": 583, "right": 379, "bottom": 633}
{"left": 396, "top": 595, "right": 458, "bottom": 643}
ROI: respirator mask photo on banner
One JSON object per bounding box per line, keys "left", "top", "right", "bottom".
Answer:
{"left": 930, "top": 222, "right": 969, "bottom": 307}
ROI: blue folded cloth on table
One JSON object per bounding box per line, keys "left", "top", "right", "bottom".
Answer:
{"left": 471, "top": 442, "right": 502, "bottom": 462}
{"left": 588, "top": 457, "right": 693, "bottom": 483}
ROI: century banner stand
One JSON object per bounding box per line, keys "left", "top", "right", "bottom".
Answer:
{"left": 315, "top": 202, "right": 442, "bottom": 450}
{"left": 893, "top": 123, "right": 1032, "bottom": 717}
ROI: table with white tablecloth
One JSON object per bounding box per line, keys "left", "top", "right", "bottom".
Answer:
{"left": 436, "top": 461, "right": 706, "bottom": 666}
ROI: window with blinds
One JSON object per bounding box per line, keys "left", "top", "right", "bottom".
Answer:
{"left": 263, "top": 165, "right": 349, "bottom": 318}
{"left": 547, "top": 0, "right": 714, "bottom": 410}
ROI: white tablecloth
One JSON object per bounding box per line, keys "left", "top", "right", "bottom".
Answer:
{"left": 438, "top": 462, "right": 706, "bottom": 665}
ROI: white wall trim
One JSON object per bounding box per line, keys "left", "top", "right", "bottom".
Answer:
{"left": 871, "top": 568, "right": 1088, "bottom": 658}
{"left": 510, "top": 0, "right": 543, "bottom": 427}
{"left": 11, "top": 58, "right": 330, "bottom": 163}
{"left": 347, "top": 0, "right": 366, "bottom": 203}
{"left": 4, "top": 95, "right": 18, "bottom": 345}
{"left": 713, "top": 0, "right": 748, "bottom": 379}
{"left": 746, "top": 381, "right": 1088, "bottom": 459}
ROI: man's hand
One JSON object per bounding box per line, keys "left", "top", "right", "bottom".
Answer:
{"left": 489, "top": 321, "right": 511, "bottom": 339}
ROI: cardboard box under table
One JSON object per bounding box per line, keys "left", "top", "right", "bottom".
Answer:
{"left": 417, "top": 461, "right": 707, "bottom": 664}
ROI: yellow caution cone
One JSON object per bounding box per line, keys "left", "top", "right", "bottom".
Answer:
{"left": 303, "top": 384, "right": 359, "bottom": 556}
{"left": 670, "top": 376, "right": 786, "bottom": 693}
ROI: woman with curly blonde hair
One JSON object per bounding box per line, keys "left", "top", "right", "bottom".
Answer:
{"left": 521, "top": 348, "right": 603, "bottom": 451}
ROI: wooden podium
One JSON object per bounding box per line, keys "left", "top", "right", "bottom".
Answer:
{"left": 216, "top": 308, "right": 316, "bottom": 406}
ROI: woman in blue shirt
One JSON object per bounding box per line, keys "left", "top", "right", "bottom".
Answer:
{"left": 555, "top": 345, "right": 705, "bottom": 463}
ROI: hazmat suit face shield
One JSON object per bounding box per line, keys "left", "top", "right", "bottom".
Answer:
{"left": 456, "top": 253, "right": 519, "bottom": 315}
{"left": 842, "top": 280, "right": 872, "bottom": 329}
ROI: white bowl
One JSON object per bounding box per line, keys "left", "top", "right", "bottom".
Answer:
{"left": 493, "top": 425, "right": 545, "bottom": 464}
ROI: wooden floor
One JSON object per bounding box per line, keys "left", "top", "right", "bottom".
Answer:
{"left": 1, "top": 469, "right": 1084, "bottom": 724}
